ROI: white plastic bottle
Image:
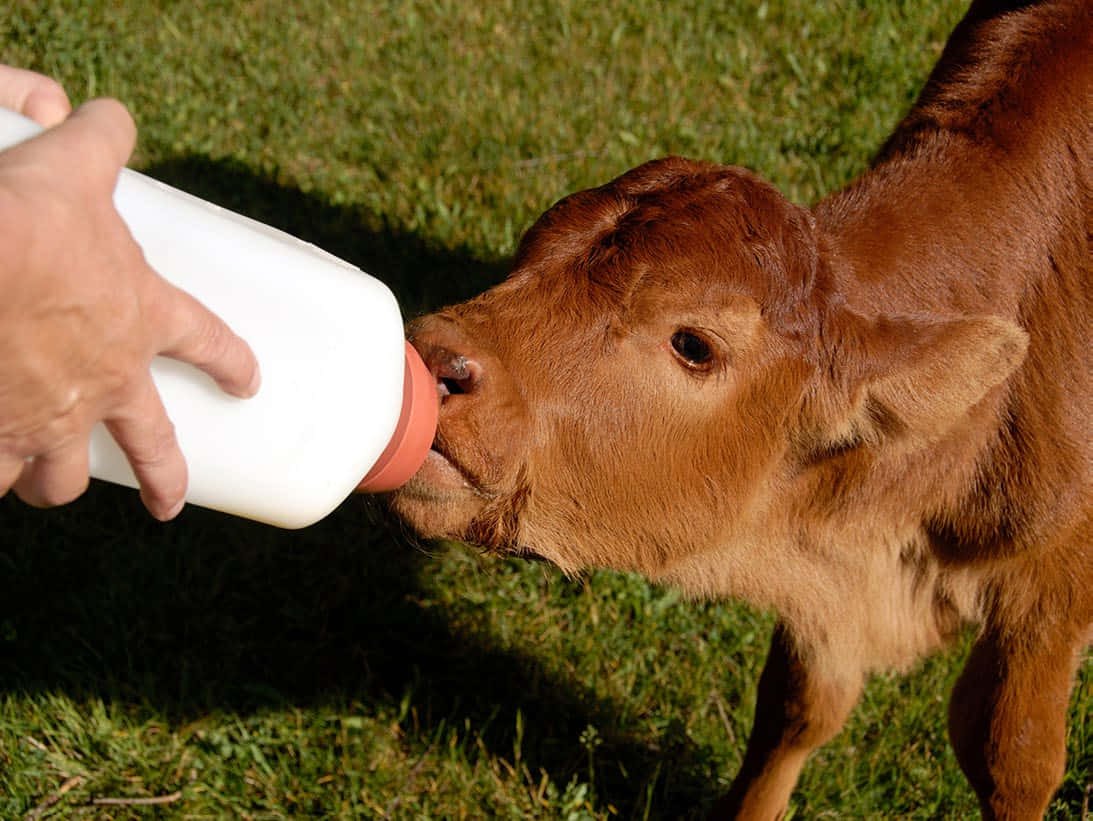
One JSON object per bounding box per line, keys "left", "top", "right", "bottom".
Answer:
{"left": 0, "top": 107, "right": 437, "bottom": 529}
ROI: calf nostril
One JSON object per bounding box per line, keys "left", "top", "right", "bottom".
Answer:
{"left": 439, "top": 376, "right": 466, "bottom": 396}
{"left": 432, "top": 352, "right": 481, "bottom": 398}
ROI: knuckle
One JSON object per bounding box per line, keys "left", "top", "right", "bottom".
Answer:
{"left": 40, "top": 405, "right": 87, "bottom": 449}
{"left": 188, "top": 311, "right": 234, "bottom": 366}
{"left": 125, "top": 418, "right": 186, "bottom": 509}
{"left": 130, "top": 418, "right": 180, "bottom": 470}
{"left": 101, "top": 367, "right": 133, "bottom": 403}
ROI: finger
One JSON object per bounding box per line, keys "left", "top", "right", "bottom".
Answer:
{"left": 0, "top": 67, "right": 71, "bottom": 127}
{"left": 11, "top": 442, "right": 90, "bottom": 508}
{"left": 156, "top": 282, "right": 262, "bottom": 398}
{"left": 22, "top": 83, "right": 72, "bottom": 128}
{"left": 59, "top": 98, "right": 137, "bottom": 184}
{"left": 7, "top": 97, "right": 137, "bottom": 193}
{"left": 0, "top": 453, "right": 28, "bottom": 498}
{"left": 104, "top": 379, "right": 188, "bottom": 521}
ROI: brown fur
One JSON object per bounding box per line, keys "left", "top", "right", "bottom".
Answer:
{"left": 389, "top": 1, "right": 1092, "bottom": 817}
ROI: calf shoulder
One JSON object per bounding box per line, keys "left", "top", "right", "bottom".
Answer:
{"left": 801, "top": 0, "right": 1091, "bottom": 641}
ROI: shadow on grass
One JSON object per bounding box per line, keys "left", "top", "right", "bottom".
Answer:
{"left": 0, "top": 158, "right": 720, "bottom": 819}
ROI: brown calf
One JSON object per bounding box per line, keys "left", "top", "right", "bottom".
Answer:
{"left": 389, "top": 0, "right": 1092, "bottom": 817}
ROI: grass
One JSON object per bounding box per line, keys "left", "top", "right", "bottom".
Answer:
{"left": 1, "top": 0, "right": 1090, "bottom": 817}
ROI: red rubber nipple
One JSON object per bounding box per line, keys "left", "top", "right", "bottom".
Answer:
{"left": 357, "top": 341, "right": 438, "bottom": 492}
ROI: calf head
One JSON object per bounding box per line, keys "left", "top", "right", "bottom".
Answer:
{"left": 391, "top": 156, "right": 1027, "bottom": 582}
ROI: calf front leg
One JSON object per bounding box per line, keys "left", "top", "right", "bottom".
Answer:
{"left": 948, "top": 622, "right": 1085, "bottom": 820}
{"left": 711, "top": 622, "right": 863, "bottom": 821}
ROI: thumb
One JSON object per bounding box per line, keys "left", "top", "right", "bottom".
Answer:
{"left": 60, "top": 98, "right": 138, "bottom": 185}
{"left": 10, "top": 98, "right": 140, "bottom": 194}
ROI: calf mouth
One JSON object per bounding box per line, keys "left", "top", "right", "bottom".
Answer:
{"left": 419, "top": 440, "right": 479, "bottom": 493}
{"left": 393, "top": 432, "right": 496, "bottom": 511}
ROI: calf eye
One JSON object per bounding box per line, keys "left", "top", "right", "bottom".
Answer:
{"left": 670, "top": 330, "right": 713, "bottom": 368}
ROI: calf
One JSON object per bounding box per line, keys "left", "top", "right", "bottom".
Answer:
{"left": 390, "top": 0, "right": 1092, "bottom": 817}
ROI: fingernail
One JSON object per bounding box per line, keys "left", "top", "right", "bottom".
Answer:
{"left": 245, "top": 362, "right": 262, "bottom": 397}
{"left": 162, "top": 498, "right": 185, "bottom": 521}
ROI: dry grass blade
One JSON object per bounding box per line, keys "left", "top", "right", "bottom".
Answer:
{"left": 24, "top": 775, "right": 83, "bottom": 821}
{"left": 91, "top": 790, "right": 183, "bottom": 806}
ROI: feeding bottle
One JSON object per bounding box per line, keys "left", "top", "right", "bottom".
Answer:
{"left": 0, "top": 107, "right": 438, "bottom": 528}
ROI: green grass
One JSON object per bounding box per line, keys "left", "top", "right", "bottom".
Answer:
{"left": 2, "top": 0, "right": 1090, "bottom": 818}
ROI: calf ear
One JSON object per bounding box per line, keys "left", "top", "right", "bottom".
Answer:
{"left": 837, "top": 312, "right": 1029, "bottom": 446}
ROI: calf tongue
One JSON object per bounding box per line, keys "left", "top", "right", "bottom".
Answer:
{"left": 357, "top": 341, "right": 438, "bottom": 492}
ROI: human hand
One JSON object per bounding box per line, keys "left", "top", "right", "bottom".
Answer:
{"left": 0, "top": 88, "right": 260, "bottom": 520}
{"left": 0, "top": 64, "right": 72, "bottom": 127}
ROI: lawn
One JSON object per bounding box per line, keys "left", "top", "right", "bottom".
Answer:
{"left": 1, "top": 0, "right": 1090, "bottom": 818}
